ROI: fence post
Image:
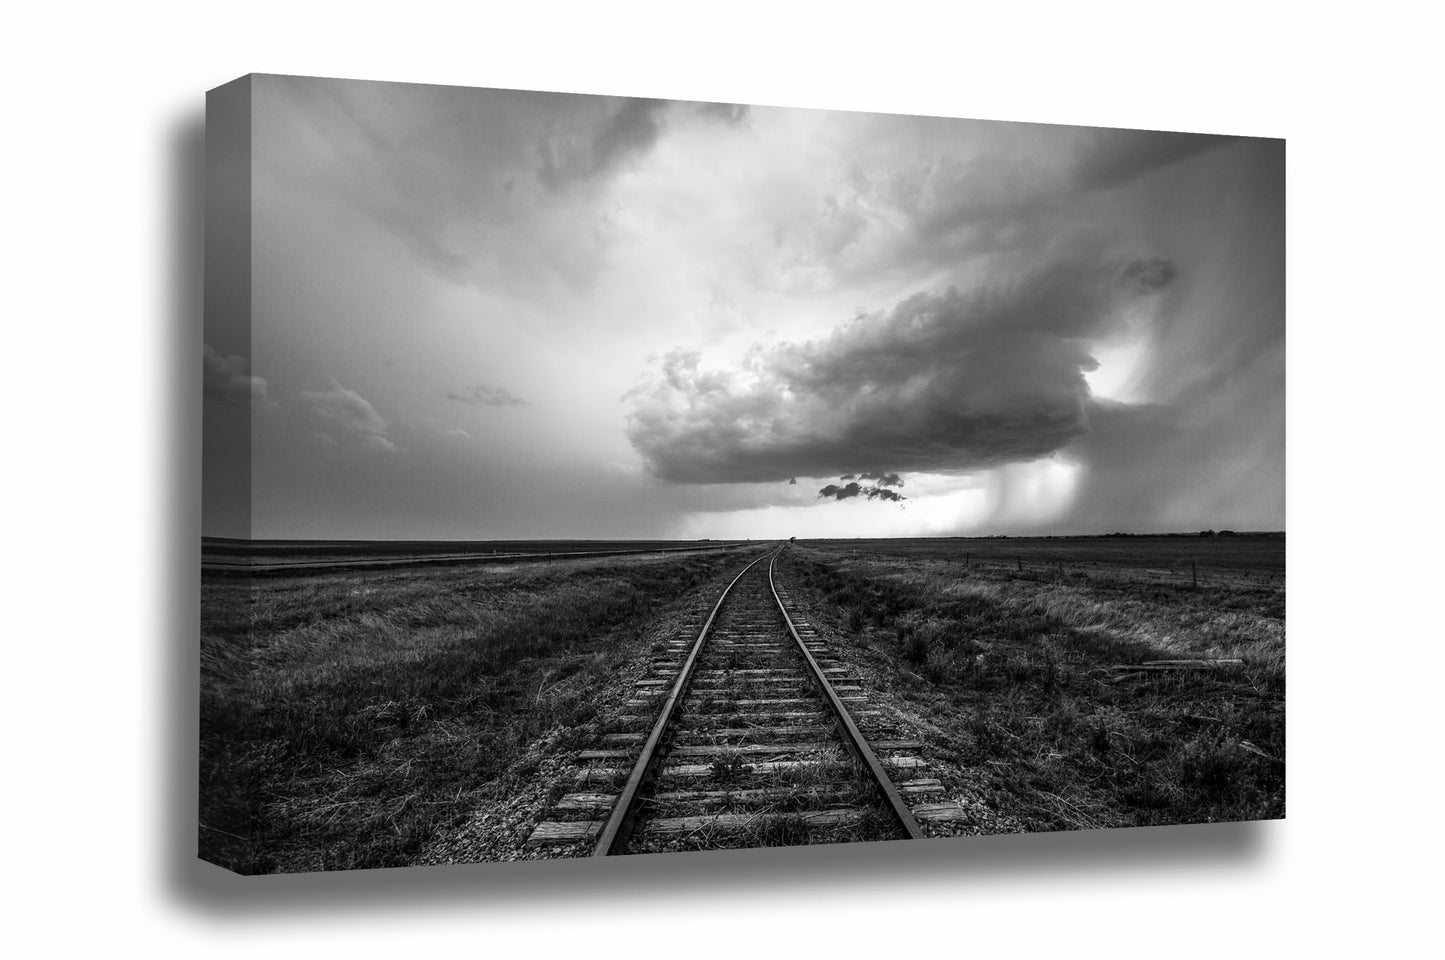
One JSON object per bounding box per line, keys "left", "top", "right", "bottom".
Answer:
{"left": 1017, "top": 557, "right": 1023, "bottom": 572}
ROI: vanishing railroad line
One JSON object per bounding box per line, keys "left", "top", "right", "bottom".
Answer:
{"left": 528, "top": 546, "right": 967, "bottom": 854}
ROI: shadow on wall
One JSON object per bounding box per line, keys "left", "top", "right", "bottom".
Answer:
{"left": 159, "top": 99, "right": 1270, "bottom": 918}
{"left": 159, "top": 102, "right": 203, "bottom": 910}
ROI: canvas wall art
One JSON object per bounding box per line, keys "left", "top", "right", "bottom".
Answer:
{"left": 201, "top": 73, "right": 1284, "bottom": 873}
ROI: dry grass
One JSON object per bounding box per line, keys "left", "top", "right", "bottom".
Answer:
{"left": 200, "top": 552, "right": 751, "bottom": 873}
{"left": 777, "top": 541, "right": 1285, "bottom": 832}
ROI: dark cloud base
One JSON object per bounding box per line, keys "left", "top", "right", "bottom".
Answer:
{"left": 819, "top": 479, "right": 905, "bottom": 503}
{"left": 627, "top": 255, "right": 1176, "bottom": 488}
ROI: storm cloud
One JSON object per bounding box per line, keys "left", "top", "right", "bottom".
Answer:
{"left": 627, "top": 255, "right": 1176, "bottom": 484}
{"left": 819, "top": 479, "right": 905, "bottom": 503}
{"left": 235, "top": 75, "right": 1281, "bottom": 540}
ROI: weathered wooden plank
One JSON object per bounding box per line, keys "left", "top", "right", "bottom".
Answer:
{"left": 555, "top": 792, "right": 618, "bottom": 811}
{"left": 886, "top": 756, "right": 927, "bottom": 769}
{"left": 658, "top": 755, "right": 923, "bottom": 778}
{"left": 686, "top": 708, "right": 877, "bottom": 719}
{"left": 668, "top": 741, "right": 835, "bottom": 757}
{"left": 578, "top": 766, "right": 626, "bottom": 781}
{"left": 676, "top": 725, "right": 831, "bottom": 740}
{"left": 527, "top": 820, "right": 603, "bottom": 844}
{"left": 693, "top": 677, "right": 808, "bottom": 686}
{"left": 641, "top": 810, "right": 863, "bottom": 836}
{"left": 650, "top": 785, "right": 855, "bottom": 804}
{"left": 683, "top": 711, "right": 827, "bottom": 723}
{"left": 709, "top": 695, "right": 868, "bottom": 707}
{"left": 912, "top": 802, "right": 970, "bottom": 822}
{"left": 660, "top": 758, "right": 840, "bottom": 778}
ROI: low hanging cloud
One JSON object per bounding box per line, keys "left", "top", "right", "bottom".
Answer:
{"left": 445, "top": 383, "right": 529, "bottom": 407}
{"left": 856, "top": 471, "right": 902, "bottom": 486}
{"left": 627, "top": 255, "right": 1175, "bottom": 485}
{"left": 301, "top": 379, "right": 397, "bottom": 452}
{"left": 790, "top": 128, "right": 1237, "bottom": 291}
{"left": 819, "top": 477, "right": 905, "bottom": 503}
{"left": 202, "top": 344, "right": 274, "bottom": 409}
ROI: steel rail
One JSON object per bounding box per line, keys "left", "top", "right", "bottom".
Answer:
{"left": 592, "top": 548, "right": 776, "bottom": 856}
{"left": 767, "top": 550, "right": 924, "bottom": 840}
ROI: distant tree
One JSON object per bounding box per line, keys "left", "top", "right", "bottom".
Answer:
{"left": 1200, "top": 529, "right": 1216, "bottom": 537}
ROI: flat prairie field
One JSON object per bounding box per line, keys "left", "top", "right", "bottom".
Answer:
{"left": 200, "top": 547, "right": 765, "bottom": 873}
{"left": 799, "top": 535, "right": 1284, "bottom": 582}
{"left": 201, "top": 535, "right": 1282, "bottom": 873}
{"left": 777, "top": 536, "right": 1283, "bottom": 831}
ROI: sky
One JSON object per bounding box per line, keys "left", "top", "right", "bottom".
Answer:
{"left": 203, "top": 74, "right": 1284, "bottom": 541}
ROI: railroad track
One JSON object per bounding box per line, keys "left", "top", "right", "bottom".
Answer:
{"left": 528, "top": 546, "right": 967, "bottom": 854}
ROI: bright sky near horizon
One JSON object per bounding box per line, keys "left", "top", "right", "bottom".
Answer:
{"left": 204, "top": 75, "right": 1284, "bottom": 540}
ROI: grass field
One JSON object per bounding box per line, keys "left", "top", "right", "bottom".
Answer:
{"left": 798, "top": 534, "right": 1284, "bottom": 584}
{"left": 777, "top": 536, "right": 1284, "bottom": 830}
{"left": 200, "top": 534, "right": 1284, "bottom": 872}
{"left": 199, "top": 548, "right": 761, "bottom": 873}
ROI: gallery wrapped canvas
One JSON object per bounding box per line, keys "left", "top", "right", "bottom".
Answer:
{"left": 202, "top": 74, "right": 1283, "bottom": 874}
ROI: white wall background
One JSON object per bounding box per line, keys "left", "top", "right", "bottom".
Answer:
{"left": 3, "top": 2, "right": 1439, "bottom": 955}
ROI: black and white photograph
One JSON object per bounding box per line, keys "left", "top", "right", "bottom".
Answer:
{"left": 202, "top": 74, "right": 1284, "bottom": 873}
{"left": 16, "top": 1, "right": 1445, "bottom": 955}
